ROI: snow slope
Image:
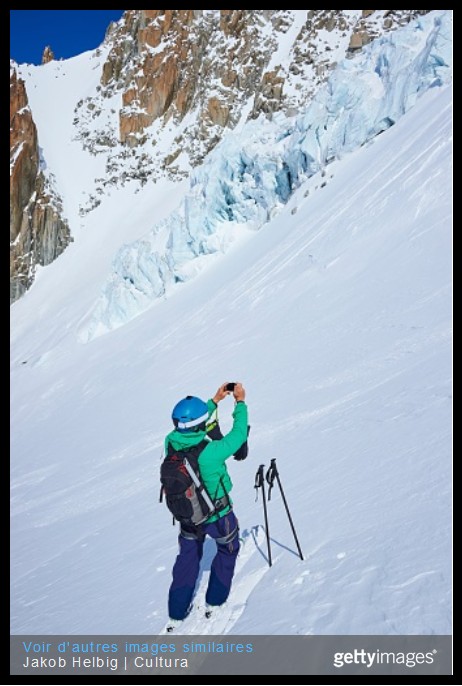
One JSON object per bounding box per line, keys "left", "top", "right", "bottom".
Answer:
{"left": 10, "top": 81, "right": 452, "bottom": 635}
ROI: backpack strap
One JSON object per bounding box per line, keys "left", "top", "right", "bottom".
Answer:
{"left": 180, "top": 525, "right": 205, "bottom": 541}
{"left": 215, "top": 524, "right": 238, "bottom": 546}
{"left": 166, "top": 438, "right": 209, "bottom": 458}
{"left": 183, "top": 457, "right": 215, "bottom": 512}
{"left": 206, "top": 408, "right": 223, "bottom": 440}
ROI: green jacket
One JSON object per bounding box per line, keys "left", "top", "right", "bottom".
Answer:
{"left": 164, "top": 399, "right": 248, "bottom": 522}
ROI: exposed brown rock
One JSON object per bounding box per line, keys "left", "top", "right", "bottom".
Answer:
{"left": 42, "top": 45, "right": 54, "bottom": 64}
{"left": 10, "top": 70, "right": 38, "bottom": 243}
{"left": 348, "top": 32, "right": 365, "bottom": 51}
{"left": 206, "top": 98, "right": 230, "bottom": 127}
{"left": 10, "top": 66, "right": 71, "bottom": 303}
{"left": 220, "top": 10, "right": 246, "bottom": 36}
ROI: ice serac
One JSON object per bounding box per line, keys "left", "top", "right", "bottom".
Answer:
{"left": 10, "top": 64, "right": 71, "bottom": 303}
{"left": 84, "top": 10, "right": 451, "bottom": 338}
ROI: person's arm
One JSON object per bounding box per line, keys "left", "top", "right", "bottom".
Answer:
{"left": 218, "top": 401, "right": 248, "bottom": 456}
{"left": 204, "top": 384, "right": 248, "bottom": 461}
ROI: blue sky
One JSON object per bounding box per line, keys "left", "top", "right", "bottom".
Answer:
{"left": 10, "top": 10, "right": 125, "bottom": 65}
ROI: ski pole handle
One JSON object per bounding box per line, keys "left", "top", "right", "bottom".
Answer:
{"left": 254, "top": 464, "right": 265, "bottom": 488}
{"left": 265, "top": 458, "right": 278, "bottom": 500}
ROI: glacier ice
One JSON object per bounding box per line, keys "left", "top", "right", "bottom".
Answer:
{"left": 84, "top": 10, "right": 451, "bottom": 340}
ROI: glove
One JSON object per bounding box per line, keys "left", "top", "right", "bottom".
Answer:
{"left": 233, "top": 426, "right": 250, "bottom": 460}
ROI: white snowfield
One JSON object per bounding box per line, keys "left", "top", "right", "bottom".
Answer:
{"left": 11, "top": 10, "right": 451, "bottom": 639}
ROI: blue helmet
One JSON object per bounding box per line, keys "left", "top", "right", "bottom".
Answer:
{"left": 172, "top": 396, "right": 209, "bottom": 432}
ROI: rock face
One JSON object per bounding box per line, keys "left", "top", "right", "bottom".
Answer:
{"left": 79, "top": 10, "right": 432, "bottom": 171}
{"left": 102, "top": 10, "right": 303, "bottom": 150}
{"left": 41, "top": 46, "right": 54, "bottom": 64}
{"left": 10, "top": 65, "right": 71, "bottom": 303}
{"left": 348, "top": 9, "right": 431, "bottom": 52}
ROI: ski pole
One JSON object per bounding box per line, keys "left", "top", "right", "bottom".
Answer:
{"left": 255, "top": 464, "right": 272, "bottom": 567}
{"left": 266, "top": 458, "right": 304, "bottom": 561}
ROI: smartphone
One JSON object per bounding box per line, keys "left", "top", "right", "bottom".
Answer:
{"left": 226, "top": 382, "right": 236, "bottom": 392}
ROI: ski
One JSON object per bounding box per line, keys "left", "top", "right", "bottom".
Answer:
{"left": 163, "top": 603, "right": 217, "bottom": 633}
{"left": 165, "top": 618, "right": 183, "bottom": 633}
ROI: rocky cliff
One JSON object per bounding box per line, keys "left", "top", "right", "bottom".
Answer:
{"left": 10, "top": 65, "right": 71, "bottom": 303}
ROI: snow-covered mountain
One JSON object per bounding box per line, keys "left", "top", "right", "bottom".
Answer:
{"left": 10, "top": 10, "right": 452, "bottom": 639}
{"left": 10, "top": 10, "right": 433, "bottom": 303}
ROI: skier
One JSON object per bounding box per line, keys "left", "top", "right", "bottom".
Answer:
{"left": 165, "top": 382, "right": 248, "bottom": 630}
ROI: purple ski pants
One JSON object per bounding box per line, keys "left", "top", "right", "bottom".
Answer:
{"left": 168, "top": 510, "right": 240, "bottom": 620}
